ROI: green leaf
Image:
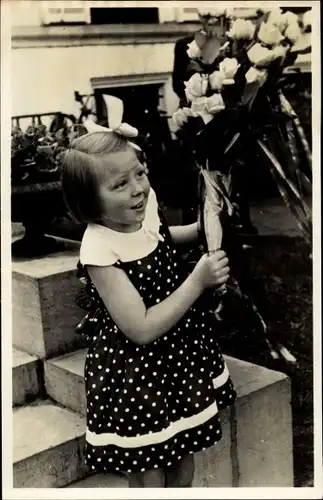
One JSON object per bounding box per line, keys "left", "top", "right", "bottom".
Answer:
{"left": 195, "top": 30, "right": 207, "bottom": 50}
{"left": 201, "top": 34, "right": 222, "bottom": 66}
{"left": 187, "top": 60, "right": 204, "bottom": 74}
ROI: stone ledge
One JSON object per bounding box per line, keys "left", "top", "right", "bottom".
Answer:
{"left": 12, "top": 23, "right": 201, "bottom": 48}
{"left": 13, "top": 400, "right": 87, "bottom": 488}
{"left": 12, "top": 348, "right": 42, "bottom": 406}
{"left": 12, "top": 239, "right": 80, "bottom": 279}
{"left": 12, "top": 244, "right": 86, "bottom": 359}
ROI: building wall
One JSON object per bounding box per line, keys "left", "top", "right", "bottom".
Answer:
{"left": 10, "top": 3, "right": 200, "bottom": 127}
{"left": 9, "top": 1, "right": 44, "bottom": 27}
{"left": 11, "top": 43, "right": 179, "bottom": 121}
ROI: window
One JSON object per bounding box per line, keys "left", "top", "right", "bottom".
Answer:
{"left": 175, "top": 8, "right": 200, "bottom": 23}
{"left": 90, "top": 8, "right": 159, "bottom": 25}
{"left": 41, "top": 4, "right": 91, "bottom": 25}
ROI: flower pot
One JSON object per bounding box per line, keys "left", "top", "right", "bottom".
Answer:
{"left": 11, "top": 181, "right": 67, "bottom": 258}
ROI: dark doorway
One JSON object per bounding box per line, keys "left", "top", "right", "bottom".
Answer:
{"left": 94, "top": 84, "right": 178, "bottom": 205}
{"left": 94, "top": 84, "right": 162, "bottom": 136}
{"left": 90, "top": 8, "right": 159, "bottom": 25}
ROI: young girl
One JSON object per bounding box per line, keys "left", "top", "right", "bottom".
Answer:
{"left": 60, "top": 129, "right": 236, "bottom": 488}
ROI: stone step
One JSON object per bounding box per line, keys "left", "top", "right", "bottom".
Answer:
{"left": 12, "top": 240, "right": 87, "bottom": 359}
{"left": 45, "top": 350, "right": 293, "bottom": 486}
{"left": 12, "top": 348, "right": 43, "bottom": 406}
{"left": 45, "top": 349, "right": 87, "bottom": 416}
{"left": 13, "top": 400, "right": 87, "bottom": 488}
{"left": 65, "top": 472, "right": 128, "bottom": 488}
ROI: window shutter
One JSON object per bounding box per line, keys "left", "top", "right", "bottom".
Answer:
{"left": 41, "top": 5, "right": 63, "bottom": 25}
{"left": 61, "top": 7, "right": 91, "bottom": 23}
{"left": 158, "top": 8, "right": 177, "bottom": 23}
{"left": 175, "top": 8, "right": 199, "bottom": 23}
{"left": 41, "top": 3, "right": 90, "bottom": 24}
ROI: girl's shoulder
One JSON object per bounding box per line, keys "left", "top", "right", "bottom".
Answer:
{"left": 79, "top": 188, "right": 163, "bottom": 267}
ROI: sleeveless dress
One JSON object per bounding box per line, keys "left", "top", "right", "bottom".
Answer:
{"left": 77, "top": 188, "right": 236, "bottom": 475}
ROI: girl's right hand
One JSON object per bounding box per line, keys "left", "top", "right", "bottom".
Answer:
{"left": 192, "top": 251, "right": 230, "bottom": 291}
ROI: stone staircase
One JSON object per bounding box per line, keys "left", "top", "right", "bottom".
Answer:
{"left": 12, "top": 240, "right": 295, "bottom": 489}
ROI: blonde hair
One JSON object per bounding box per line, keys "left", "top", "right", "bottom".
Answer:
{"left": 60, "top": 131, "right": 132, "bottom": 223}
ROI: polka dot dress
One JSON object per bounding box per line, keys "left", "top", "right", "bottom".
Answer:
{"left": 78, "top": 216, "right": 236, "bottom": 475}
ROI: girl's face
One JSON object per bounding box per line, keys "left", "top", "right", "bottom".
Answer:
{"left": 97, "top": 148, "right": 150, "bottom": 232}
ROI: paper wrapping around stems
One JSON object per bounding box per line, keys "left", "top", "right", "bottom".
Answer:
{"left": 204, "top": 195, "right": 223, "bottom": 250}
{"left": 201, "top": 169, "right": 233, "bottom": 252}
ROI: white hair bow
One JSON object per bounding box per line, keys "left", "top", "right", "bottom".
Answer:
{"left": 83, "top": 94, "right": 141, "bottom": 151}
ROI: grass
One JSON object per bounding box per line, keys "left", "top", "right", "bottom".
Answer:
{"left": 218, "top": 235, "right": 313, "bottom": 487}
{"left": 251, "top": 235, "right": 313, "bottom": 488}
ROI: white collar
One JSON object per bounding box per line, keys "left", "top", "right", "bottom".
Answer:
{"left": 80, "top": 188, "right": 164, "bottom": 266}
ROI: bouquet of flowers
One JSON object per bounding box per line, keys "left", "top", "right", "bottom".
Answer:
{"left": 172, "top": 6, "right": 312, "bottom": 365}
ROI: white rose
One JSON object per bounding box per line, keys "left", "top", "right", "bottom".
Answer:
{"left": 184, "top": 73, "right": 208, "bottom": 102}
{"left": 186, "top": 40, "right": 202, "bottom": 60}
{"left": 258, "top": 22, "right": 284, "bottom": 46}
{"left": 227, "top": 19, "right": 256, "bottom": 40}
{"left": 219, "top": 57, "right": 239, "bottom": 81}
{"left": 272, "top": 44, "right": 289, "bottom": 59}
{"left": 191, "top": 94, "right": 225, "bottom": 125}
{"left": 282, "top": 11, "right": 299, "bottom": 28}
{"left": 285, "top": 21, "right": 302, "bottom": 43}
{"left": 191, "top": 97, "right": 209, "bottom": 114}
{"left": 267, "top": 8, "right": 286, "bottom": 32}
{"left": 190, "top": 97, "right": 212, "bottom": 125}
{"left": 172, "top": 107, "right": 196, "bottom": 128}
{"left": 247, "top": 43, "right": 276, "bottom": 67}
{"left": 205, "top": 94, "right": 225, "bottom": 114}
{"left": 209, "top": 70, "right": 225, "bottom": 91}
{"left": 290, "top": 33, "right": 311, "bottom": 53}
{"left": 245, "top": 67, "right": 268, "bottom": 86}
{"left": 302, "top": 9, "right": 312, "bottom": 31}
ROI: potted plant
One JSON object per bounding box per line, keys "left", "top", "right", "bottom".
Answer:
{"left": 11, "top": 117, "right": 86, "bottom": 258}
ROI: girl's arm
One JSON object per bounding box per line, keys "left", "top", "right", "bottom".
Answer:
{"left": 88, "top": 251, "right": 229, "bottom": 346}
{"left": 169, "top": 222, "right": 198, "bottom": 245}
